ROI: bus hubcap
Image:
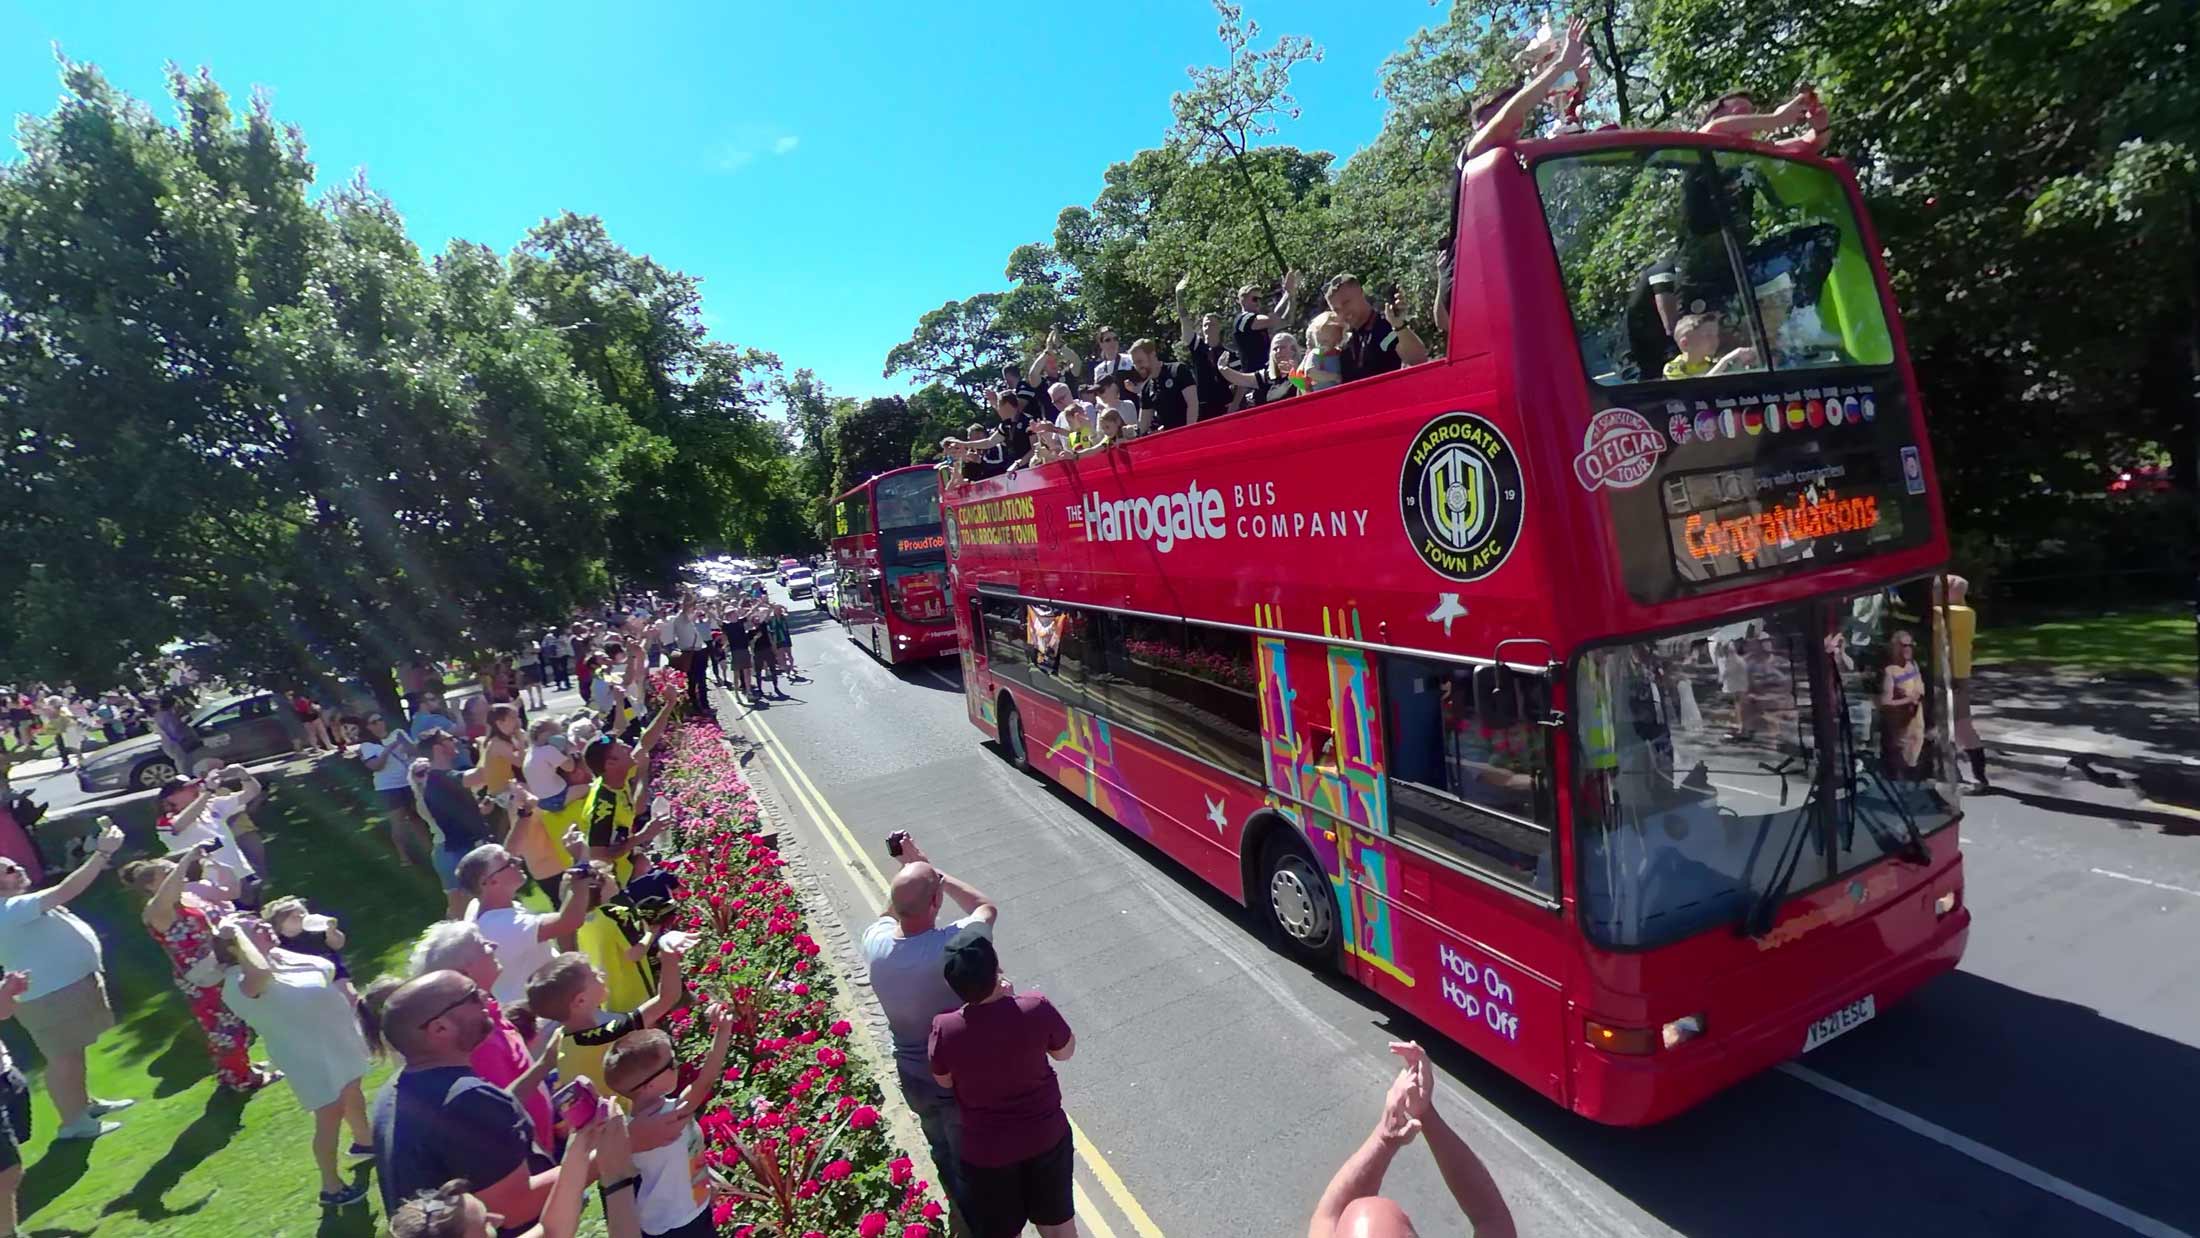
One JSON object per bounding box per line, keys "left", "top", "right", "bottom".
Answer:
{"left": 1270, "top": 857, "right": 1332, "bottom": 944}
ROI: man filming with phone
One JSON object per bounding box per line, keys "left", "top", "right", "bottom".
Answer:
{"left": 860, "top": 832, "right": 997, "bottom": 1224}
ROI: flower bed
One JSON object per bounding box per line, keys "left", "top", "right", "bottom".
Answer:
{"left": 648, "top": 712, "right": 944, "bottom": 1237}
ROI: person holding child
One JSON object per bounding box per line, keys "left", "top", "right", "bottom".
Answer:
{"left": 214, "top": 913, "right": 376, "bottom": 1208}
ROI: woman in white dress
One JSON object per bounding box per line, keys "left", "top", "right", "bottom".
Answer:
{"left": 214, "top": 914, "right": 374, "bottom": 1207}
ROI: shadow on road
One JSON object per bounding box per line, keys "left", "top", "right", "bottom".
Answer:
{"left": 999, "top": 743, "right": 2200, "bottom": 1237}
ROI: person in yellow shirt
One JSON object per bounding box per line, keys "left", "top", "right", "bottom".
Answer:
{"left": 1934, "top": 574, "right": 1987, "bottom": 789}
{"left": 1662, "top": 312, "right": 1722, "bottom": 379}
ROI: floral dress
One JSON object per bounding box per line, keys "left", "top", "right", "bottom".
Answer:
{"left": 151, "top": 896, "right": 259, "bottom": 1089}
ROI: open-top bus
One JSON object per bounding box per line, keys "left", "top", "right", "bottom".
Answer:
{"left": 832, "top": 465, "right": 957, "bottom": 664}
{"left": 941, "top": 128, "right": 1968, "bottom": 1124}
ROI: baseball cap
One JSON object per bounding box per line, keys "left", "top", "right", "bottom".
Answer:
{"left": 940, "top": 924, "right": 999, "bottom": 997}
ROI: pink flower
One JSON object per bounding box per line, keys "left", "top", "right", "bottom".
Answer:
{"left": 791, "top": 981, "right": 810, "bottom": 995}
{"left": 921, "top": 1200, "right": 943, "bottom": 1221}
{"left": 890, "top": 1155, "right": 913, "bottom": 1185}
{"left": 821, "top": 1158, "right": 854, "bottom": 1181}
{"left": 817, "top": 1046, "right": 846, "bottom": 1068}
{"left": 859, "top": 1213, "right": 890, "bottom": 1238}
{"left": 903, "top": 1226, "right": 932, "bottom": 1238}
{"left": 830, "top": 1019, "right": 852, "bottom": 1036}
{"left": 849, "top": 1104, "right": 880, "bottom": 1129}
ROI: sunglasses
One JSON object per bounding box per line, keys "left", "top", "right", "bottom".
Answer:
{"left": 417, "top": 984, "right": 487, "bottom": 1030}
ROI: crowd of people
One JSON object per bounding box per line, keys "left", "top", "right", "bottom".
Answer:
{"left": 0, "top": 586, "right": 795, "bottom": 1237}
{"left": 936, "top": 18, "right": 1830, "bottom": 486}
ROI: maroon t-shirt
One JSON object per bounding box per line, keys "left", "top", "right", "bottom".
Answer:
{"left": 927, "top": 992, "right": 1072, "bottom": 1167}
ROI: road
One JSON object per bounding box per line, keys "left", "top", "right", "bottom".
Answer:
{"left": 724, "top": 588, "right": 2200, "bottom": 1238}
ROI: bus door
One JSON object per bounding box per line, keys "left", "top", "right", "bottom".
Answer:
{"left": 1256, "top": 635, "right": 1414, "bottom": 995}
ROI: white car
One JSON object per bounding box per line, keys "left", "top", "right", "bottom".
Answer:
{"left": 787, "top": 569, "right": 815, "bottom": 599}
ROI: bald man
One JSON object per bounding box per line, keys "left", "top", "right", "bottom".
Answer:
{"left": 1309, "top": 1042, "right": 1515, "bottom": 1238}
{"left": 371, "top": 971, "right": 575, "bottom": 1234}
{"left": 860, "top": 834, "right": 998, "bottom": 1223}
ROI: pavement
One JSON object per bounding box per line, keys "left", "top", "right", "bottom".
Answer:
{"left": 1971, "top": 663, "right": 2200, "bottom": 809}
{"left": 720, "top": 582, "right": 2200, "bottom": 1238}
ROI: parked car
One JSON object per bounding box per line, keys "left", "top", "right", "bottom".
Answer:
{"left": 787, "top": 569, "right": 816, "bottom": 599}
{"left": 75, "top": 685, "right": 374, "bottom": 794}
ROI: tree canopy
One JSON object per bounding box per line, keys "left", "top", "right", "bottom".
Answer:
{"left": 0, "top": 59, "right": 814, "bottom": 698}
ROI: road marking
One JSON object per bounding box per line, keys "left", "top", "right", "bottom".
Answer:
{"left": 1779, "top": 1064, "right": 2193, "bottom": 1238}
{"left": 739, "top": 706, "right": 1168, "bottom": 1237}
{"left": 2089, "top": 867, "right": 2200, "bottom": 899}
{"left": 916, "top": 663, "right": 961, "bottom": 692}
{"left": 1073, "top": 1181, "right": 1121, "bottom": 1238}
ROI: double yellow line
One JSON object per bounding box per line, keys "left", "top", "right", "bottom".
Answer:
{"left": 737, "top": 704, "right": 1167, "bottom": 1238}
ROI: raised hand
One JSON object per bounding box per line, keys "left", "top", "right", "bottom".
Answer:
{"left": 1378, "top": 1057, "right": 1426, "bottom": 1145}
{"left": 1388, "top": 1040, "right": 1435, "bottom": 1119}
{"left": 1557, "top": 15, "right": 1590, "bottom": 72}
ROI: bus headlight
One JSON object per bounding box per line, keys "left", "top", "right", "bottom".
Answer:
{"left": 1934, "top": 889, "right": 1960, "bottom": 917}
{"left": 1661, "top": 1014, "right": 1705, "bottom": 1050}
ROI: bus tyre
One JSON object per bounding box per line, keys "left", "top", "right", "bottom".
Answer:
{"left": 1261, "top": 832, "right": 1339, "bottom": 968}
{"left": 998, "top": 697, "right": 1029, "bottom": 772}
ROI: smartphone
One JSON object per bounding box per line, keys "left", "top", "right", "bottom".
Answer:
{"left": 885, "top": 830, "right": 910, "bottom": 859}
{"left": 552, "top": 1077, "right": 601, "bottom": 1129}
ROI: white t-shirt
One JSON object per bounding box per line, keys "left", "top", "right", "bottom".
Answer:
{"left": 0, "top": 895, "right": 103, "bottom": 1000}
{"left": 475, "top": 905, "right": 557, "bottom": 1007}
{"left": 522, "top": 744, "right": 571, "bottom": 800}
{"left": 163, "top": 794, "right": 257, "bottom": 877}
{"left": 359, "top": 737, "right": 417, "bottom": 792}
{"left": 631, "top": 1095, "right": 711, "bottom": 1232}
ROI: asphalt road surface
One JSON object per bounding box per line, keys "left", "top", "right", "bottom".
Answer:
{"left": 722, "top": 588, "right": 2200, "bottom": 1238}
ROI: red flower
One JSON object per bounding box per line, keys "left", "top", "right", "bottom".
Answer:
{"left": 890, "top": 1155, "right": 913, "bottom": 1185}
{"left": 849, "top": 1104, "right": 880, "bottom": 1129}
{"left": 817, "top": 1046, "right": 846, "bottom": 1068}
{"left": 903, "top": 1226, "right": 932, "bottom": 1238}
{"left": 921, "top": 1200, "right": 943, "bottom": 1221}
{"left": 821, "top": 1158, "right": 854, "bottom": 1181}
{"left": 830, "top": 1019, "right": 852, "bottom": 1037}
{"left": 859, "top": 1213, "right": 890, "bottom": 1238}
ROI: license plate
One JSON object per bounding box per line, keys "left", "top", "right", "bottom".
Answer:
{"left": 1802, "top": 994, "right": 1875, "bottom": 1052}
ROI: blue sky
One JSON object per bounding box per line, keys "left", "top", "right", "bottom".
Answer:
{"left": 1, "top": 0, "right": 1440, "bottom": 405}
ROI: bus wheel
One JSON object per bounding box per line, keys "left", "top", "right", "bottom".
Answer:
{"left": 1262, "top": 833, "right": 1338, "bottom": 966}
{"left": 998, "top": 697, "right": 1029, "bottom": 771}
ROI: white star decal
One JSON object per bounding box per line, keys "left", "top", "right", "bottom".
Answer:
{"left": 1427, "top": 593, "right": 1467, "bottom": 636}
{"left": 1204, "top": 795, "right": 1229, "bottom": 834}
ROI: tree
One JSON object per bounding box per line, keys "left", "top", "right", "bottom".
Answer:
{"left": 882, "top": 294, "right": 1014, "bottom": 406}
{"left": 829, "top": 396, "right": 925, "bottom": 495}
{"left": 0, "top": 58, "right": 797, "bottom": 707}
{"left": 1168, "top": 1, "right": 1324, "bottom": 277}
{"left": 507, "top": 211, "right": 791, "bottom": 582}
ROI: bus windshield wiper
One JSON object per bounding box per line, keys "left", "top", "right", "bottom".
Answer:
{"left": 1829, "top": 668, "right": 1930, "bottom": 866}
{"left": 1740, "top": 773, "right": 1820, "bottom": 937}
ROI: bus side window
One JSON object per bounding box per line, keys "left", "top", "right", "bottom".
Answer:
{"left": 1379, "top": 655, "right": 1555, "bottom": 896}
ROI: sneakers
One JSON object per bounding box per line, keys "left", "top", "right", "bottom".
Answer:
{"left": 86, "top": 1097, "right": 136, "bottom": 1117}
{"left": 54, "top": 1116, "right": 121, "bottom": 1141}
{"left": 319, "top": 1182, "right": 370, "bottom": 1208}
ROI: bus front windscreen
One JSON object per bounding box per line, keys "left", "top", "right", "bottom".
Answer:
{"left": 876, "top": 470, "right": 941, "bottom": 531}
{"left": 1572, "top": 586, "right": 1959, "bottom": 949}
{"left": 1536, "top": 146, "right": 1894, "bottom": 385}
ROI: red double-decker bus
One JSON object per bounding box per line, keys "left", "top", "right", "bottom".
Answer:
{"left": 942, "top": 129, "right": 1969, "bottom": 1124}
{"left": 831, "top": 465, "right": 957, "bottom": 664}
